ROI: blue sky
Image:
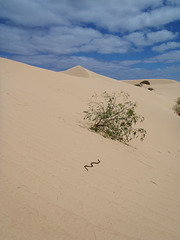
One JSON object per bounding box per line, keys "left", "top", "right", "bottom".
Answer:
{"left": 0, "top": 0, "right": 180, "bottom": 81}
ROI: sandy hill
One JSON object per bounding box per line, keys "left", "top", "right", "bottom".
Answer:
{"left": 63, "top": 65, "right": 103, "bottom": 79}
{"left": 1, "top": 57, "right": 180, "bottom": 240}
{"left": 123, "top": 79, "right": 180, "bottom": 101}
{"left": 63, "top": 65, "right": 91, "bottom": 78}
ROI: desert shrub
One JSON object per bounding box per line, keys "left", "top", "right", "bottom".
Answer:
{"left": 148, "top": 88, "right": 154, "bottom": 91}
{"left": 135, "top": 83, "right": 142, "bottom": 87}
{"left": 83, "top": 92, "right": 146, "bottom": 144}
{"left": 135, "top": 80, "right": 150, "bottom": 88}
{"left": 173, "top": 97, "right": 180, "bottom": 116}
{"left": 140, "top": 80, "right": 150, "bottom": 85}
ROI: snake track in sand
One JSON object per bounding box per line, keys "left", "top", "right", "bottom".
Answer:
{"left": 84, "top": 159, "right": 101, "bottom": 171}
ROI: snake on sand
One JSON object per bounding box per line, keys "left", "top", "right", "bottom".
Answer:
{"left": 84, "top": 159, "right": 101, "bottom": 171}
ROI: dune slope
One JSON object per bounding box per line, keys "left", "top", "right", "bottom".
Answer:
{"left": 123, "top": 78, "right": 180, "bottom": 100}
{"left": 1, "top": 58, "right": 180, "bottom": 240}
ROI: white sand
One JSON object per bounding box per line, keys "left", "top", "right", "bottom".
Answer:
{"left": 1, "top": 58, "right": 180, "bottom": 240}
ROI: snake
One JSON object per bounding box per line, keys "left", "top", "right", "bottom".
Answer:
{"left": 84, "top": 159, "right": 101, "bottom": 171}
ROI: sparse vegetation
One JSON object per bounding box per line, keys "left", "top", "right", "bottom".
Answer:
{"left": 134, "top": 83, "right": 142, "bottom": 87}
{"left": 140, "top": 80, "right": 150, "bottom": 85}
{"left": 134, "top": 81, "right": 154, "bottom": 92}
{"left": 135, "top": 80, "right": 151, "bottom": 88}
{"left": 148, "top": 88, "right": 154, "bottom": 91}
{"left": 173, "top": 97, "right": 180, "bottom": 116}
{"left": 83, "top": 92, "right": 146, "bottom": 144}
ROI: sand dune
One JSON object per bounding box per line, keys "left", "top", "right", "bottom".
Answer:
{"left": 1, "top": 57, "right": 180, "bottom": 240}
{"left": 63, "top": 65, "right": 90, "bottom": 78}
{"left": 123, "top": 79, "right": 180, "bottom": 100}
{"left": 63, "top": 65, "right": 104, "bottom": 79}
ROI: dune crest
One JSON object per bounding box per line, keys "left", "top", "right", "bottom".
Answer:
{"left": 1, "top": 58, "right": 180, "bottom": 240}
{"left": 63, "top": 65, "right": 90, "bottom": 78}
{"left": 123, "top": 78, "right": 180, "bottom": 100}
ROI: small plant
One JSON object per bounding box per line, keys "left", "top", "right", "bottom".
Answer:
{"left": 83, "top": 92, "right": 146, "bottom": 144}
{"left": 134, "top": 80, "right": 150, "bottom": 87}
{"left": 140, "top": 80, "right": 150, "bottom": 85}
{"left": 173, "top": 97, "right": 180, "bottom": 116}
{"left": 148, "top": 87, "right": 154, "bottom": 91}
{"left": 134, "top": 83, "right": 142, "bottom": 87}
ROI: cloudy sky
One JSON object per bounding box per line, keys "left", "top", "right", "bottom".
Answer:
{"left": 0, "top": 0, "right": 180, "bottom": 81}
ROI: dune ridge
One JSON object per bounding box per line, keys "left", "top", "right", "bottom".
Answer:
{"left": 123, "top": 78, "right": 180, "bottom": 100}
{"left": 63, "top": 65, "right": 90, "bottom": 78}
{"left": 1, "top": 57, "right": 180, "bottom": 240}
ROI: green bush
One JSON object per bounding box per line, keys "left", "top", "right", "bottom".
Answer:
{"left": 83, "top": 92, "right": 146, "bottom": 144}
{"left": 173, "top": 97, "right": 180, "bottom": 116}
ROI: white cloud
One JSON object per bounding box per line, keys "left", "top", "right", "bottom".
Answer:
{"left": 147, "top": 30, "right": 178, "bottom": 43}
{"left": 0, "top": 24, "right": 35, "bottom": 55}
{"left": 31, "top": 26, "right": 101, "bottom": 54}
{"left": 117, "top": 60, "right": 141, "bottom": 66}
{"left": 152, "top": 41, "right": 180, "bottom": 52}
{"left": 0, "top": 24, "right": 131, "bottom": 55}
{"left": 0, "top": 0, "right": 66, "bottom": 27}
{"left": 166, "top": 0, "right": 180, "bottom": 6}
{"left": 144, "top": 50, "right": 180, "bottom": 63}
{"left": 125, "top": 32, "right": 146, "bottom": 46}
{"left": 1, "top": 0, "right": 180, "bottom": 32}
{"left": 122, "top": 6, "right": 180, "bottom": 31}
{"left": 2, "top": 19, "right": 177, "bottom": 57}
{"left": 125, "top": 30, "right": 177, "bottom": 46}
{"left": 80, "top": 34, "right": 130, "bottom": 54}
{"left": 32, "top": 26, "right": 131, "bottom": 54}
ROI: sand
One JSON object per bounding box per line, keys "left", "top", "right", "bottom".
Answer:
{"left": 0, "top": 57, "right": 180, "bottom": 240}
